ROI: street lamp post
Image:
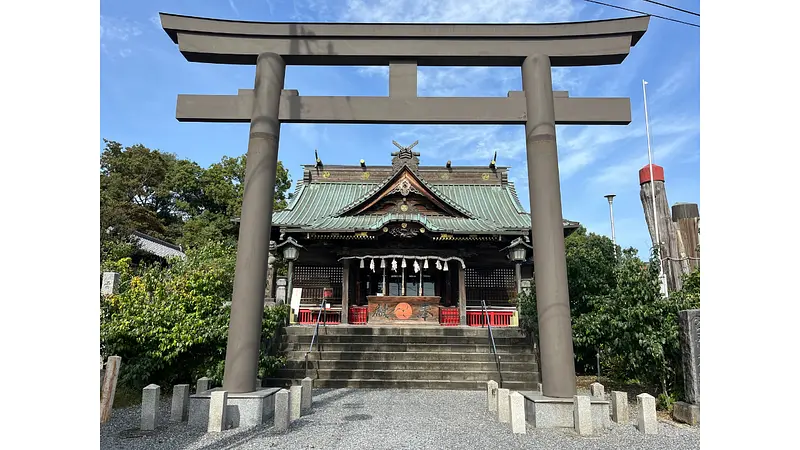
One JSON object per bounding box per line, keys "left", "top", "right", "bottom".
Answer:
{"left": 604, "top": 194, "right": 616, "bottom": 247}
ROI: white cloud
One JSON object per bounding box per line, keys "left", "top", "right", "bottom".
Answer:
{"left": 100, "top": 16, "right": 142, "bottom": 42}
{"left": 229, "top": 0, "right": 240, "bottom": 16}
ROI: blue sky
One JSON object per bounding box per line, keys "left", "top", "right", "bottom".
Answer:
{"left": 100, "top": 0, "right": 700, "bottom": 257}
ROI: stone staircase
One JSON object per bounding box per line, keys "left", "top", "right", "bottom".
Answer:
{"left": 264, "top": 325, "right": 540, "bottom": 390}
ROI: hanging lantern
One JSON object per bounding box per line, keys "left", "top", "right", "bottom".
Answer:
{"left": 443, "top": 261, "right": 449, "bottom": 271}
{"left": 401, "top": 258, "right": 407, "bottom": 268}
{"left": 360, "top": 258, "right": 365, "bottom": 269}
{"left": 370, "top": 258, "right": 375, "bottom": 272}
{"left": 413, "top": 261, "right": 420, "bottom": 273}
{"left": 381, "top": 258, "right": 386, "bottom": 269}
{"left": 423, "top": 258, "right": 429, "bottom": 269}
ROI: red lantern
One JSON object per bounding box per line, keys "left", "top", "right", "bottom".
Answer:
{"left": 323, "top": 287, "right": 333, "bottom": 299}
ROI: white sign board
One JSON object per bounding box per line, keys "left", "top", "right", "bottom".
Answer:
{"left": 290, "top": 288, "right": 302, "bottom": 315}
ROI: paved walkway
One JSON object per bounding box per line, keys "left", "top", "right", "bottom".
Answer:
{"left": 101, "top": 388, "right": 699, "bottom": 450}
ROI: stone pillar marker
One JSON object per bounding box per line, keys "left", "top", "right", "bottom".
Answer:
{"left": 497, "top": 388, "right": 511, "bottom": 423}
{"left": 301, "top": 377, "right": 313, "bottom": 412}
{"left": 636, "top": 393, "right": 657, "bottom": 434}
{"left": 289, "top": 385, "right": 302, "bottom": 421}
{"left": 223, "top": 52, "right": 287, "bottom": 394}
{"left": 170, "top": 384, "right": 190, "bottom": 422}
{"left": 101, "top": 272, "right": 120, "bottom": 296}
{"left": 208, "top": 391, "right": 229, "bottom": 432}
{"left": 274, "top": 389, "right": 290, "bottom": 432}
{"left": 573, "top": 395, "right": 592, "bottom": 436}
{"left": 611, "top": 391, "right": 628, "bottom": 424}
{"left": 673, "top": 309, "right": 700, "bottom": 425}
{"left": 510, "top": 392, "right": 526, "bottom": 434}
{"left": 196, "top": 377, "right": 212, "bottom": 393}
{"left": 521, "top": 53, "right": 576, "bottom": 399}
{"left": 487, "top": 380, "right": 498, "bottom": 412}
{"left": 589, "top": 382, "right": 605, "bottom": 399}
{"left": 141, "top": 384, "right": 161, "bottom": 431}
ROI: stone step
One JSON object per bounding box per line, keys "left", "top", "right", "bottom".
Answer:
{"left": 283, "top": 359, "right": 537, "bottom": 372}
{"left": 279, "top": 342, "right": 534, "bottom": 353}
{"left": 284, "top": 325, "right": 526, "bottom": 338}
{"left": 287, "top": 351, "right": 537, "bottom": 363}
{"left": 273, "top": 368, "right": 537, "bottom": 382}
{"left": 262, "top": 378, "right": 540, "bottom": 391}
{"left": 282, "top": 334, "right": 530, "bottom": 346}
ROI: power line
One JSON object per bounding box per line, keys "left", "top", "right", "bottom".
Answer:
{"left": 584, "top": 0, "right": 699, "bottom": 28}
{"left": 640, "top": 0, "right": 699, "bottom": 17}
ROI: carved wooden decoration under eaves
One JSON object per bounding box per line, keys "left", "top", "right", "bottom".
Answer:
{"left": 343, "top": 166, "right": 469, "bottom": 218}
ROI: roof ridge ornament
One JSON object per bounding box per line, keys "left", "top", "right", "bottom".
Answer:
{"left": 391, "top": 140, "right": 420, "bottom": 171}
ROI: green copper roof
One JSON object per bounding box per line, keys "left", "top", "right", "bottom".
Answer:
{"left": 273, "top": 180, "right": 577, "bottom": 235}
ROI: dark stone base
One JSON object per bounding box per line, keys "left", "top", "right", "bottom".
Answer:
{"left": 672, "top": 401, "right": 699, "bottom": 426}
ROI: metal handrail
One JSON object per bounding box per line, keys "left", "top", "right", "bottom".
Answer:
{"left": 481, "top": 299, "right": 503, "bottom": 388}
{"left": 304, "top": 299, "right": 326, "bottom": 377}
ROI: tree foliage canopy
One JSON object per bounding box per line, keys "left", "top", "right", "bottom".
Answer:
{"left": 515, "top": 227, "right": 701, "bottom": 403}
{"left": 100, "top": 242, "right": 288, "bottom": 389}
{"left": 100, "top": 139, "right": 292, "bottom": 256}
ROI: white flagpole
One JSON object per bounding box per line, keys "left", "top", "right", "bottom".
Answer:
{"left": 642, "top": 80, "right": 668, "bottom": 297}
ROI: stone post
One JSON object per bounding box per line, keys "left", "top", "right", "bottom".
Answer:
{"left": 589, "top": 382, "right": 605, "bottom": 399}
{"left": 170, "top": 384, "right": 190, "bottom": 422}
{"left": 487, "top": 380, "right": 498, "bottom": 412}
{"left": 510, "top": 392, "right": 526, "bottom": 434}
{"left": 611, "top": 391, "right": 628, "bottom": 424}
{"left": 636, "top": 393, "right": 657, "bottom": 434}
{"left": 101, "top": 272, "right": 120, "bottom": 296}
{"left": 208, "top": 391, "right": 229, "bottom": 432}
{"left": 274, "top": 389, "right": 290, "bottom": 432}
{"left": 290, "top": 385, "right": 302, "bottom": 421}
{"left": 301, "top": 377, "right": 313, "bottom": 412}
{"left": 223, "top": 52, "right": 286, "bottom": 394}
{"left": 141, "top": 384, "right": 161, "bottom": 431}
{"left": 497, "top": 388, "right": 511, "bottom": 423}
{"left": 521, "top": 53, "right": 576, "bottom": 399}
{"left": 673, "top": 309, "right": 700, "bottom": 425}
{"left": 573, "top": 395, "right": 592, "bottom": 436}
{"left": 196, "top": 377, "right": 212, "bottom": 393}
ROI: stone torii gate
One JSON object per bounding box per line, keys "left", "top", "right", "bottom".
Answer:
{"left": 159, "top": 13, "right": 649, "bottom": 399}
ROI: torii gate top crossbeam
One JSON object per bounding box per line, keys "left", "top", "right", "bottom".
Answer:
{"left": 159, "top": 13, "right": 649, "bottom": 66}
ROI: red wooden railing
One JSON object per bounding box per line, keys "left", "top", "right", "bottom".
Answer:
{"left": 349, "top": 306, "right": 368, "bottom": 325}
{"left": 466, "top": 310, "right": 513, "bottom": 327}
{"left": 439, "top": 307, "right": 460, "bottom": 326}
{"left": 298, "top": 308, "right": 341, "bottom": 325}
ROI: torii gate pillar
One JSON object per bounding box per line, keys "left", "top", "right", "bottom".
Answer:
{"left": 522, "top": 54, "right": 575, "bottom": 398}
{"left": 222, "top": 53, "right": 286, "bottom": 393}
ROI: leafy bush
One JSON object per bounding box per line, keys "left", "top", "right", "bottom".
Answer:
{"left": 573, "top": 249, "right": 700, "bottom": 399}
{"left": 100, "top": 241, "right": 288, "bottom": 390}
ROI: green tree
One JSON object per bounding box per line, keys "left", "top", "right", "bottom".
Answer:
{"left": 100, "top": 242, "right": 288, "bottom": 389}
{"left": 514, "top": 226, "right": 618, "bottom": 372}
{"left": 100, "top": 140, "right": 293, "bottom": 255}
{"left": 572, "top": 249, "right": 700, "bottom": 402}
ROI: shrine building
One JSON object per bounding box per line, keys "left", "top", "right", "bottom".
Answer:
{"left": 270, "top": 141, "right": 579, "bottom": 327}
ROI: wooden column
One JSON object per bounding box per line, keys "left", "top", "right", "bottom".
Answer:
{"left": 458, "top": 265, "right": 467, "bottom": 326}
{"left": 341, "top": 260, "right": 350, "bottom": 324}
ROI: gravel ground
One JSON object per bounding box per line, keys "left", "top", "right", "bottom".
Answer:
{"left": 101, "top": 388, "right": 699, "bottom": 450}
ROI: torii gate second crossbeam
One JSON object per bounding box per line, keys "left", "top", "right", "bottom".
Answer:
{"left": 159, "top": 13, "right": 650, "bottom": 399}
